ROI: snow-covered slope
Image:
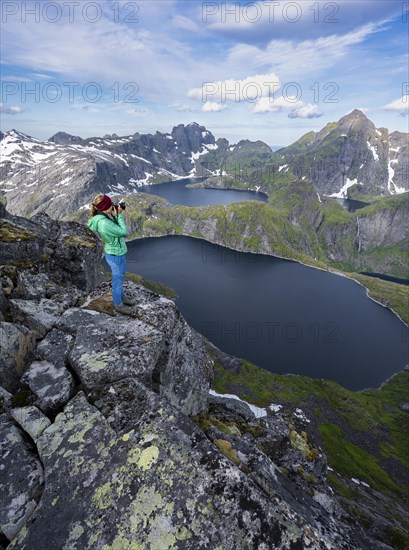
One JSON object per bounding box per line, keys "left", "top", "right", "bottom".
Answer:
{"left": 0, "top": 123, "right": 233, "bottom": 218}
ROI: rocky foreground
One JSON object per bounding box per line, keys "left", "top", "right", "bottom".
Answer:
{"left": 0, "top": 203, "right": 395, "bottom": 549}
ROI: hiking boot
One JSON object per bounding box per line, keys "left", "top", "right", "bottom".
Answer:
{"left": 114, "top": 303, "right": 133, "bottom": 316}
{"left": 122, "top": 293, "right": 136, "bottom": 306}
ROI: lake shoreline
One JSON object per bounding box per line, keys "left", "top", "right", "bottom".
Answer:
{"left": 126, "top": 232, "right": 408, "bottom": 392}
{"left": 127, "top": 232, "right": 409, "bottom": 330}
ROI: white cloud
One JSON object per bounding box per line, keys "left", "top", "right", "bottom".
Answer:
{"left": 1, "top": 76, "right": 32, "bottom": 82}
{"left": 188, "top": 72, "right": 280, "bottom": 103}
{"left": 171, "top": 14, "right": 199, "bottom": 32}
{"left": 0, "top": 12, "right": 196, "bottom": 100}
{"left": 252, "top": 95, "right": 293, "bottom": 113}
{"left": 29, "top": 73, "right": 53, "bottom": 80}
{"left": 202, "top": 102, "right": 228, "bottom": 112}
{"left": 288, "top": 104, "right": 323, "bottom": 119}
{"left": 225, "top": 24, "right": 380, "bottom": 79}
{"left": 202, "top": 1, "right": 400, "bottom": 42}
{"left": 383, "top": 96, "right": 409, "bottom": 116}
{"left": 169, "top": 103, "right": 196, "bottom": 112}
{"left": 0, "top": 103, "right": 25, "bottom": 114}
{"left": 252, "top": 96, "right": 322, "bottom": 118}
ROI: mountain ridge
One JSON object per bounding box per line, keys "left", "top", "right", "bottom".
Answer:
{"left": 1, "top": 110, "right": 407, "bottom": 220}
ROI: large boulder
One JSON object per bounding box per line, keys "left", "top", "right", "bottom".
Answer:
{"left": 11, "top": 406, "right": 51, "bottom": 443}
{"left": 9, "top": 299, "right": 64, "bottom": 339}
{"left": 0, "top": 419, "right": 44, "bottom": 542}
{"left": 61, "top": 282, "right": 211, "bottom": 416}
{"left": 21, "top": 361, "right": 74, "bottom": 414}
{"left": 34, "top": 215, "right": 103, "bottom": 292}
{"left": 0, "top": 322, "right": 36, "bottom": 393}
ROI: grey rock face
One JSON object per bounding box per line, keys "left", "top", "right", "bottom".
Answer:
{"left": 36, "top": 328, "right": 74, "bottom": 365}
{"left": 13, "top": 272, "right": 50, "bottom": 300}
{"left": 0, "top": 207, "right": 102, "bottom": 292}
{"left": 11, "top": 406, "right": 51, "bottom": 442}
{"left": 0, "top": 386, "right": 13, "bottom": 414}
{"left": 0, "top": 419, "right": 44, "bottom": 542}
{"left": 21, "top": 361, "right": 74, "bottom": 414}
{"left": 9, "top": 298, "right": 63, "bottom": 339}
{"left": 0, "top": 322, "right": 36, "bottom": 392}
{"left": 0, "top": 285, "right": 7, "bottom": 313}
{"left": 59, "top": 286, "right": 210, "bottom": 416}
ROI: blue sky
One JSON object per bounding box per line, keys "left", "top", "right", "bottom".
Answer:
{"left": 1, "top": 0, "right": 408, "bottom": 145}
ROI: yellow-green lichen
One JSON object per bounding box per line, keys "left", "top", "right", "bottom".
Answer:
{"left": 89, "top": 531, "right": 103, "bottom": 546}
{"left": 127, "top": 447, "right": 141, "bottom": 465}
{"left": 67, "top": 419, "right": 96, "bottom": 444}
{"left": 79, "top": 351, "right": 111, "bottom": 373}
{"left": 62, "top": 522, "right": 85, "bottom": 549}
{"left": 63, "top": 235, "right": 97, "bottom": 248}
{"left": 93, "top": 482, "right": 115, "bottom": 510}
{"left": 213, "top": 439, "right": 241, "bottom": 466}
{"left": 289, "top": 430, "right": 318, "bottom": 461}
{"left": 131, "top": 486, "right": 165, "bottom": 529}
{"left": 138, "top": 446, "right": 159, "bottom": 471}
{"left": 122, "top": 430, "right": 135, "bottom": 442}
{"left": 175, "top": 527, "right": 192, "bottom": 541}
{"left": 0, "top": 222, "right": 36, "bottom": 242}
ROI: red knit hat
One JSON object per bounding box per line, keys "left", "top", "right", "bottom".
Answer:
{"left": 94, "top": 194, "right": 112, "bottom": 211}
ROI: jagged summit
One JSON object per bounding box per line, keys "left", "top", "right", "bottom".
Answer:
{"left": 48, "top": 131, "right": 84, "bottom": 145}
{"left": 276, "top": 110, "right": 408, "bottom": 197}
{"left": 341, "top": 108, "right": 369, "bottom": 120}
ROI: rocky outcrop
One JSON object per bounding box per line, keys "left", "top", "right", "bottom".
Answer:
{"left": 0, "top": 202, "right": 102, "bottom": 291}
{"left": 0, "top": 205, "right": 397, "bottom": 548}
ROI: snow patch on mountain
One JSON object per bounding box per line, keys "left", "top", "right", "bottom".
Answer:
{"left": 327, "top": 178, "right": 362, "bottom": 199}
{"left": 367, "top": 141, "right": 379, "bottom": 161}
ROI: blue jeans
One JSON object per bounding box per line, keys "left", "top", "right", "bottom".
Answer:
{"left": 105, "top": 253, "right": 126, "bottom": 306}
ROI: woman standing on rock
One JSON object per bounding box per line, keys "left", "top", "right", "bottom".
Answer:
{"left": 88, "top": 194, "right": 133, "bottom": 315}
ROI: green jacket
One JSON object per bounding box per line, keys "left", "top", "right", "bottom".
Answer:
{"left": 87, "top": 213, "right": 128, "bottom": 256}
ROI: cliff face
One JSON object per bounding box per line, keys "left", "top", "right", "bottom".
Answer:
{"left": 275, "top": 110, "right": 409, "bottom": 197}
{"left": 116, "top": 186, "right": 408, "bottom": 279}
{"left": 0, "top": 207, "right": 392, "bottom": 548}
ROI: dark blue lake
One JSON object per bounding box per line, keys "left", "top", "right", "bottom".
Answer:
{"left": 127, "top": 236, "right": 408, "bottom": 391}
{"left": 335, "top": 198, "right": 369, "bottom": 212}
{"left": 139, "top": 178, "right": 268, "bottom": 206}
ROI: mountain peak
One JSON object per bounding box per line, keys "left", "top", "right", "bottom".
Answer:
{"left": 48, "top": 131, "right": 84, "bottom": 145}
{"left": 340, "top": 109, "right": 369, "bottom": 122}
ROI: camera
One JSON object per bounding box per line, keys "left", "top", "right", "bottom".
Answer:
{"left": 113, "top": 201, "right": 126, "bottom": 210}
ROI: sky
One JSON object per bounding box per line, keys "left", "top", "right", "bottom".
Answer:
{"left": 0, "top": 0, "right": 408, "bottom": 146}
